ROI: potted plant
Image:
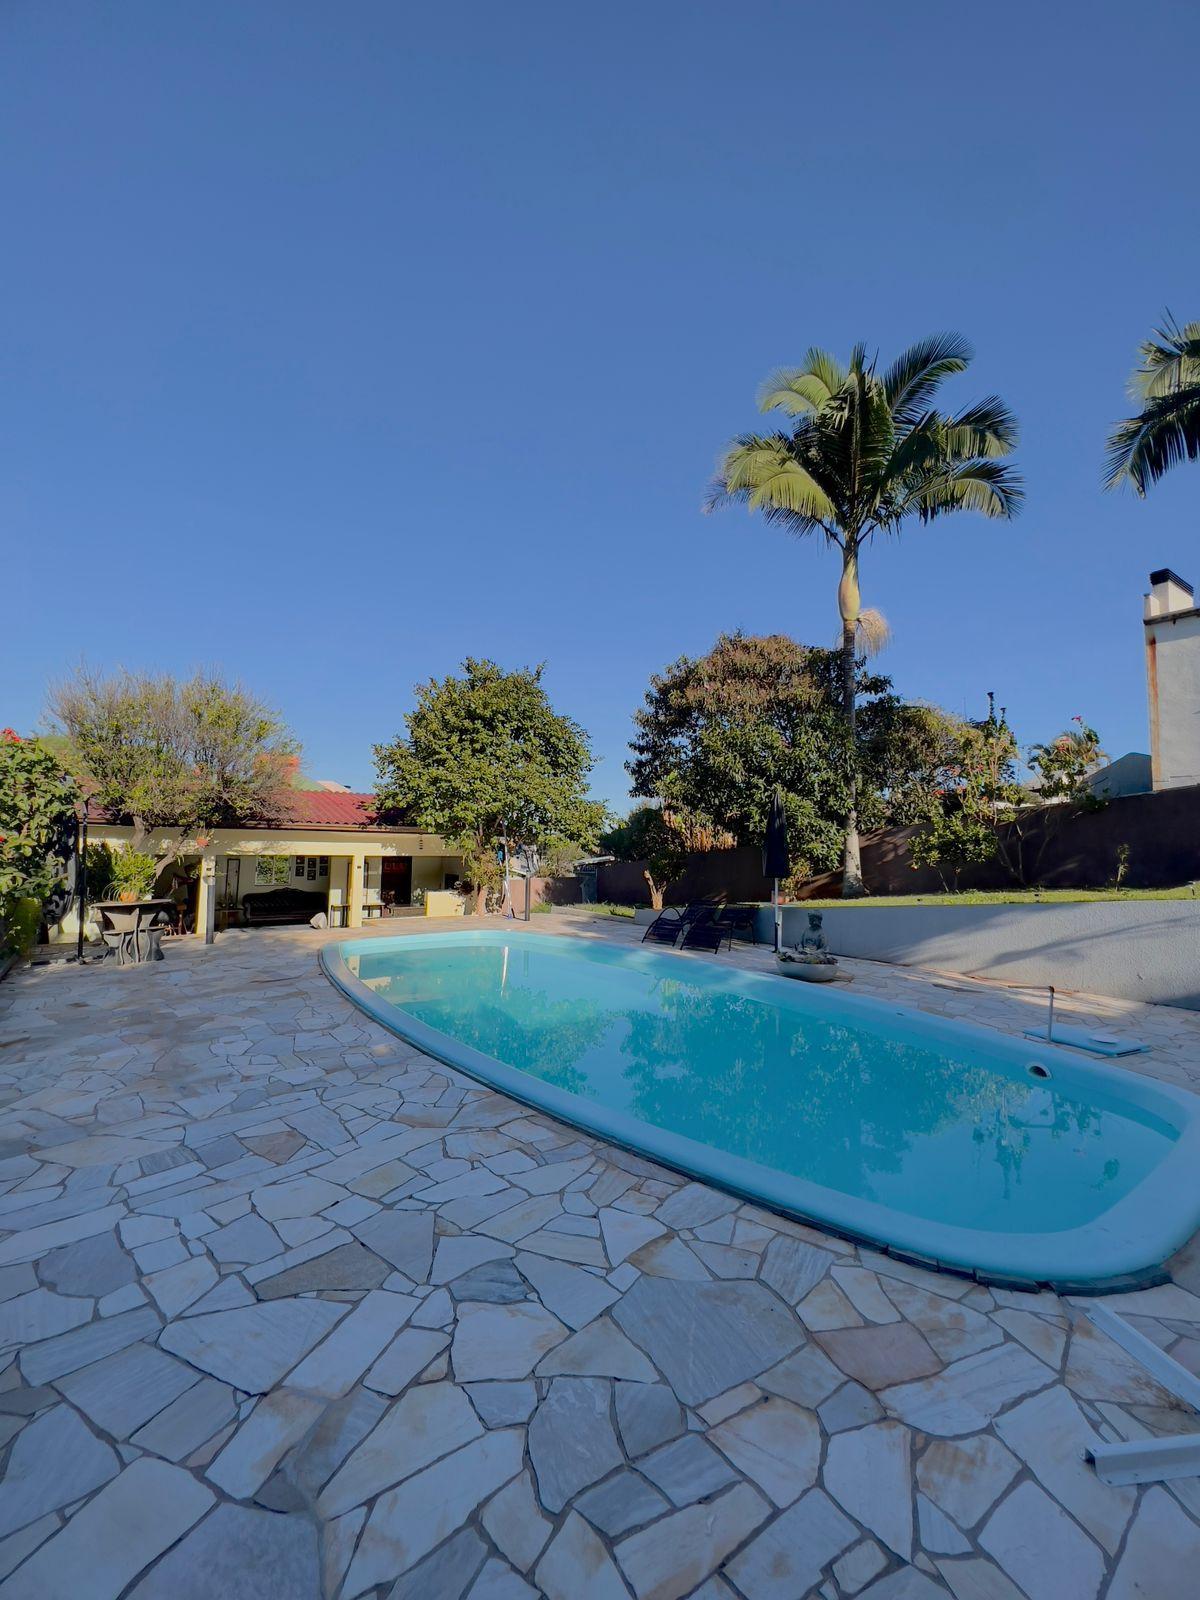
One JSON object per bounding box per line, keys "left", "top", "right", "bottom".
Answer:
{"left": 109, "top": 849, "right": 158, "bottom": 903}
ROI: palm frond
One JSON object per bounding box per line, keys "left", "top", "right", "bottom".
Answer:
{"left": 883, "top": 332, "right": 972, "bottom": 428}
{"left": 757, "top": 367, "right": 833, "bottom": 417}
{"left": 909, "top": 459, "right": 1024, "bottom": 521}
{"left": 1104, "top": 386, "right": 1200, "bottom": 495}
{"left": 847, "top": 342, "right": 871, "bottom": 376}
{"left": 799, "top": 347, "right": 848, "bottom": 396}
{"left": 936, "top": 396, "right": 1019, "bottom": 459}
{"left": 854, "top": 382, "right": 898, "bottom": 480}
{"left": 1129, "top": 315, "right": 1200, "bottom": 400}
{"left": 708, "top": 434, "right": 839, "bottom": 530}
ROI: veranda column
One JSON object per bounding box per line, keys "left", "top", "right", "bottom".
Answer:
{"left": 196, "top": 852, "right": 218, "bottom": 943}
{"left": 347, "top": 853, "right": 365, "bottom": 928}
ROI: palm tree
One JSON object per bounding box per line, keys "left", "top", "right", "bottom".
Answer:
{"left": 1105, "top": 315, "right": 1200, "bottom": 495}
{"left": 709, "top": 335, "right": 1022, "bottom": 896}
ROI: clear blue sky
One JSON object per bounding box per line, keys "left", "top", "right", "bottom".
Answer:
{"left": 4, "top": 1, "right": 1198, "bottom": 811}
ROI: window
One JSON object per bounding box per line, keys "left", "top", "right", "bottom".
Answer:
{"left": 254, "top": 856, "right": 291, "bottom": 886}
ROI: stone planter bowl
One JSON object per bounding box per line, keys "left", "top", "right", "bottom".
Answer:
{"left": 776, "top": 957, "right": 840, "bottom": 983}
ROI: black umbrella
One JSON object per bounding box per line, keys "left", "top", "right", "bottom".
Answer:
{"left": 762, "top": 787, "right": 790, "bottom": 952}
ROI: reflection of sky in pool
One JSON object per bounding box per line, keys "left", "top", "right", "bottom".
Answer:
{"left": 348, "top": 939, "right": 1176, "bottom": 1237}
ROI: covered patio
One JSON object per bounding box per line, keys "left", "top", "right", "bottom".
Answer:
{"left": 80, "top": 790, "right": 462, "bottom": 937}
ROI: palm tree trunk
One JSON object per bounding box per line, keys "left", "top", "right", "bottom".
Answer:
{"left": 838, "top": 545, "right": 866, "bottom": 898}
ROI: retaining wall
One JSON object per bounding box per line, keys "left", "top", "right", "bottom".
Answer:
{"left": 754, "top": 900, "right": 1200, "bottom": 1009}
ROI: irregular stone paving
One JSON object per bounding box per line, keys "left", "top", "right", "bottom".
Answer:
{"left": 0, "top": 914, "right": 1198, "bottom": 1600}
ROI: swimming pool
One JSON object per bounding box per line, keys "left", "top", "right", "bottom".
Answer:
{"left": 322, "top": 930, "right": 1200, "bottom": 1289}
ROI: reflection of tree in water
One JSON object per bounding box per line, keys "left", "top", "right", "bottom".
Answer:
{"left": 369, "top": 948, "right": 1126, "bottom": 1207}
{"left": 615, "top": 982, "right": 1120, "bottom": 1202}
{"left": 374, "top": 947, "right": 610, "bottom": 1098}
{"left": 615, "top": 984, "right": 962, "bottom": 1197}
{"left": 962, "top": 1078, "right": 1119, "bottom": 1198}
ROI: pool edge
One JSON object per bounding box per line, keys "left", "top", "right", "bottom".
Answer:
{"left": 320, "top": 930, "right": 1198, "bottom": 1295}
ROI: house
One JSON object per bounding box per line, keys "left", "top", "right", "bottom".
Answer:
{"left": 83, "top": 789, "right": 462, "bottom": 932}
{"left": 1144, "top": 568, "right": 1200, "bottom": 791}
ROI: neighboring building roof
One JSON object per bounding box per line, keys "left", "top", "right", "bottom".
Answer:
{"left": 86, "top": 790, "right": 419, "bottom": 834}
{"left": 274, "top": 790, "right": 388, "bottom": 828}
{"left": 287, "top": 773, "right": 353, "bottom": 793}
{"left": 1085, "top": 752, "right": 1153, "bottom": 799}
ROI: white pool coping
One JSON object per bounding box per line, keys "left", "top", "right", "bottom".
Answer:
{"left": 322, "top": 928, "right": 1200, "bottom": 1292}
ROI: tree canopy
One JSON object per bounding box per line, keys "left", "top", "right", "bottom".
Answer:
{"left": 374, "top": 659, "right": 606, "bottom": 910}
{"left": 49, "top": 667, "right": 298, "bottom": 871}
{"left": 627, "top": 632, "right": 964, "bottom": 883}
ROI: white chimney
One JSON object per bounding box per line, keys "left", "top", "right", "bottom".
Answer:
{"left": 1143, "top": 568, "right": 1200, "bottom": 791}
{"left": 1144, "top": 567, "right": 1195, "bottom": 620}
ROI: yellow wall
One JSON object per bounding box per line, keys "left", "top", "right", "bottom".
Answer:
{"left": 414, "top": 855, "right": 456, "bottom": 894}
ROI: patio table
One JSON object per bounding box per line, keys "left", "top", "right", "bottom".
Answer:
{"left": 92, "top": 899, "right": 174, "bottom": 966}
{"left": 327, "top": 903, "right": 388, "bottom": 928}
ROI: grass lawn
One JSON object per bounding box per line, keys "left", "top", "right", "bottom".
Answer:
{"left": 557, "top": 902, "right": 636, "bottom": 918}
{"left": 552, "top": 889, "right": 1199, "bottom": 916}
{"left": 790, "top": 886, "right": 1199, "bottom": 907}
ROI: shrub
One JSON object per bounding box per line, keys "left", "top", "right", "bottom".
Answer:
{"left": 0, "top": 730, "right": 79, "bottom": 949}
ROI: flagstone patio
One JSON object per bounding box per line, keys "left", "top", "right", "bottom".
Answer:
{"left": 0, "top": 915, "right": 1198, "bottom": 1599}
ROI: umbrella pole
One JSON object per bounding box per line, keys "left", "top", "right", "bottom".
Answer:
{"left": 773, "top": 880, "right": 781, "bottom": 953}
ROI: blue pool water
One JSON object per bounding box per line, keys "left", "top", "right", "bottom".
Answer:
{"left": 326, "top": 931, "right": 1200, "bottom": 1286}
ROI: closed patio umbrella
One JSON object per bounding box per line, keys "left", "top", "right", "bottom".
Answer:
{"left": 762, "top": 787, "right": 790, "bottom": 953}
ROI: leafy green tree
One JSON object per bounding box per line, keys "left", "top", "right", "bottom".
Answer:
{"left": 601, "top": 803, "right": 729, "bottom": 909}
{"left": 1106, "top": 315, "right": 1200, "bottom": 495}
{"left": 911, "top": 699, "right": 1107, "bottom": 889}
{"left": 49, "top": 668, "right": 298, "bottom": 879}
{"left": 909, "top": 693, "right": 1021, "bottom": 887}
{"left": 374, "top": 659, "right": 606, "bottom": 914}
{"left": 0, "top": 730, "right": 79, "bottom": 945}
{"left": 909, "top": 810, "right": 1000, "bottom": 892}
{"left": 709, "top": 335, "right": 1022, "bottom": 895}
{"left": 857, "top": 700, "right": 969, "bottom": 831}
{"left": 628, "top": 631, "right": 961, "bottom": 885}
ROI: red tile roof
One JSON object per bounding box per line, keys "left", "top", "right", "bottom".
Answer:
{"left": 86, "top": 791, "right": 414, "bottom": 833}
{"left": 275, "top": 791, "right": 385, "bottom": 828}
